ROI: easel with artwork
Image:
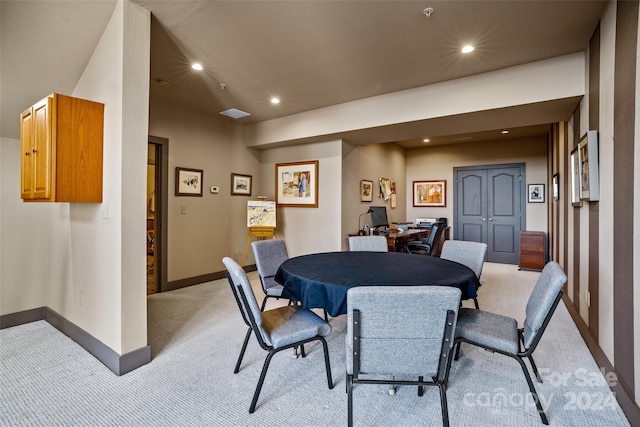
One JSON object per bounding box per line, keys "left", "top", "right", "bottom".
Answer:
{"left": 240, "top": 199, "right": 277, "bottom": 265}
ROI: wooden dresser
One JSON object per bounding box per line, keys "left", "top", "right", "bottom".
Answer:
{"left": 519, "top": 231, "right": 546, "bottom": 271}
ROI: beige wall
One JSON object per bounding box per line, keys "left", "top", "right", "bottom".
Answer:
{"left": 341, "top": 142, "right": 407, "bottom": 249}
{"left": 259, "top": 140, "right": 343, "bottom": 257}
{"left": 0, "top": 1, "right": 151, "bottom": 355}
{"left": 405, "top": 136, "right": 549, "bottom": 234}
{"left": 148, "top": 102, "right": 261, "bottom": 278}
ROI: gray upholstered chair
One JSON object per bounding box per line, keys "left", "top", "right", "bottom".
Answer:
{"left": 451, "top": 261, "right": 567, "bottom": 425}
{"left": 439, "top": 239, "right": 487, "bottom": 308}
{"left": 222, "top": 256, "right": 334, "bottom": 413}
{"left": 405, "top": 223, "right": 441, "bottom": 255}
{"left": 346, "top": 286, "right": 461, "bottom": 427}
{"left": 251, "top": 239, "right": 290, "bottom": 310}
{"left": 348, "top": 235, "right": 389, "bottom": 252}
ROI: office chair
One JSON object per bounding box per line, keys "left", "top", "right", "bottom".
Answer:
{"left": 450, "top": 261, "right": 567, "bottom": 425}
{"left": 251, "top": 239, "right": 291, "bottom": 310}
{"left": 223, "top": 256, "right": 334, "bottom": 413}
{"left": 348, "top": 235, "right": 388, "bottom": 252}
{"left": 404, "top": 222, "right": 441, "bottom": 255}
{"left": 439, "top": 240, "right": 488, "bottom": 309}
{"left": 346, "top": 286, "right": 461, "bottom": 427}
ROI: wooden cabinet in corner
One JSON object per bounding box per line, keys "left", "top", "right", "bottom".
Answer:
{"left": 20, "top": 93, "right": 104, "bottom": 202}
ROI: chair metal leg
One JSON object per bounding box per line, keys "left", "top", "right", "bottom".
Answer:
{"left": 527, "top": 354, "right": 543, "bottom": 383}
{"left": 249, "top": 349, "right": 277, "bottom": 413}
{"left": 234, "top": 327, "right": 252, "bottom": 374}
{"left": 347, "top": 374, "right": 354, "bottom": 427}
{"left": 439, "top": 383, "right": 450, "bottom": 427}
{"left": 320, "top": 337, "right": 334, "bottom": 389}
{"left": 418, "top": 376, "right": 424, "bottom": 396}
{"left": 514, "top": 356, "right": 549, "bottom": 425}
{"left": 260, "top": 296, "right": 268, "bottom": 311}
{"left": 473, "top": 297, "right": 479, "bottom": 309}
{"left": 453, "top": 342, "right": 461, "bottom": 360}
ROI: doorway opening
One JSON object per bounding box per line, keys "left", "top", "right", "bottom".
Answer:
{"left": 147, "top": 136, "right": 168, "bottom": 294}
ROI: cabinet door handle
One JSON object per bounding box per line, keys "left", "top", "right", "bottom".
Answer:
{"left": 489, "top": 218, "right": 494, "bottom": 221}
{"left": 482, "top": 218, "right": 486, "bottom": 221}
{"left": 32, "top": 149, "right": 37, "bottom": 154}
{"left": 25, "top": 152, "right": 30, "bottom": 156}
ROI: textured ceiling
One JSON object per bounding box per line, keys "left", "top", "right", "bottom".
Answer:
{"left": 1, "top": 1, "right": 605, "bottom": 146}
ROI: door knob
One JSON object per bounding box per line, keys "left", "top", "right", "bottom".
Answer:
{"left": 482, "top": 218, "right": 486, "bottom": 222}
{"left": 489, "top": 218, "right": 494, "bottom": 221}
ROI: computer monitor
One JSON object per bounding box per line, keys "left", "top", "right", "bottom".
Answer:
{"left": 369, "top": 206, "right": 389, "bottom": 230}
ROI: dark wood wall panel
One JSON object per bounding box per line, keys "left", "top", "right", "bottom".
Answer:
{"left": 613, "top": 0, "right": 638, "bottom": 401}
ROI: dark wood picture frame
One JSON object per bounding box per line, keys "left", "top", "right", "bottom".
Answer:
{"left": 231, "top": 173, "right": 252, "bottom": 196}
{"left": 275, "top": 160, "right": 319, "bottom": 207}
{"left": 175, "top": 167, "right": 203, "bottom": 197}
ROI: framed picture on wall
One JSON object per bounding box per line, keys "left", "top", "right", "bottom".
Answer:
{"left": 552, "top": 173, "right": 560, "bottom": 201}
{"left": 578, "top": 130, "right": 600, "bottom": 201}
{"left": 275, "top": 160, "right": 319, "bottom": 207}
{"left": 360, "top": 180, "right": 373, "bottom": 202}
{"left": 413, "top": 180, "right": 446, "bottom": 207}
{"left": 571, "top": 147, "right": 582, "bottom": 207}
{"left": 527, "top": 184, "right": 545, "bottom": 203}
{"left": 231, "top": 173, "right": 252, "bottom": 196}
{"left": 175, "top": 167, "right": 203, "bottom": 197}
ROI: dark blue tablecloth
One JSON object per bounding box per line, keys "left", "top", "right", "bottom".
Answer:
{"left": 275, "top": 251, "right": 480, "bottom": 317}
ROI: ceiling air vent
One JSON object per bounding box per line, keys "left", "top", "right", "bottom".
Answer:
{"left": 219, "top": 108, "right": 251, "bottom": 119}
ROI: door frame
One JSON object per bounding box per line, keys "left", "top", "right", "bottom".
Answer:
{"left": 149, "top": 135, "right": 168, "bottom": 292}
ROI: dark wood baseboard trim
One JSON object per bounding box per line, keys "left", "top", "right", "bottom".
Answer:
{"left": 164, "top": 265, "right": 257, "bottom": 292}
{"left": 0, "top": 307, "right": 44, "bottom": 329}
{"left": 562, "top": 294, "right": 640, "bottom": 426}
{"left": 1, "top": 307, "right": 150, "bottom": 376}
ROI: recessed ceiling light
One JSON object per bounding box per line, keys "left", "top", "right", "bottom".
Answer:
{"left": 502, "top": 130, "right": 509, "bottom": 134}
{"left": 191, "top": 63, "right": 203, "bottom": 71}
{"left": 423, "top": 138, "right": 430, "bottom": 143}
{"left": 157, "top": 79, "right": 172, "bottom": 88}
{"left": 461, "top": 45, "right": 475, "bottom": 54}
{"left": 219, "top": 108, "right": 251, "bottom": 119}
{"left": 270, "top": 97, "right": 280, "bottom": 105}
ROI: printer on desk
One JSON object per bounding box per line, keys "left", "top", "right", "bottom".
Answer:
{"left": 415, "top": 217, "right": 448, "bottom": 228}
{"left": 415, "top": 218, "right": 436, "bottom": 228}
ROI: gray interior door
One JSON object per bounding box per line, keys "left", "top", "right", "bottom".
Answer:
{"left": 454, "top": 164, "right": 525, "bottom": 264}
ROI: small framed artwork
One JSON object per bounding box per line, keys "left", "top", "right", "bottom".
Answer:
{"left": 275, "top": 160, "right": 319, "bottom": 207}
{"left": 552, "top": 173, "right": 560, "bottom": 201}
{"left": 231, "top": 173, "right": 252, "bottom": 196}
{"left": 571, "top": 147, "right": 582, "bottom": 207}
{"left": 175, "top": 167, "right": 203, "bottom": 197}
{"left": 413, "top": 180, "right": 446, "bottom": 207}
{"left": 527, "top": 184, "right": 545, "bottom": 203}
{"left": 578, "top": 130, "right": 599, "bottom": 201}
{"left": 360, "top": 180, "right": 373, "bottom": 202}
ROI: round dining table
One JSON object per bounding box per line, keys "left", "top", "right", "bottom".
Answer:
{"left": 275, "top": 251, "right": 480, "bottom": 317}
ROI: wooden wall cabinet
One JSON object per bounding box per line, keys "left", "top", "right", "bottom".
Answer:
{"left": 20, "top": 93, "right": 104, "bottom": 202}
{"left": 519, "top": 231, "right": 546, "bottom": 271}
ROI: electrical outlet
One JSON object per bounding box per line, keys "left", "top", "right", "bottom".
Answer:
{"left": 181, "top": 205, "right": 187, "bottom": 214}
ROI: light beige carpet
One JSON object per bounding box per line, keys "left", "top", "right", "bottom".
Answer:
{"left": 0, "top": 262, "right": 630, "bottom": 426}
